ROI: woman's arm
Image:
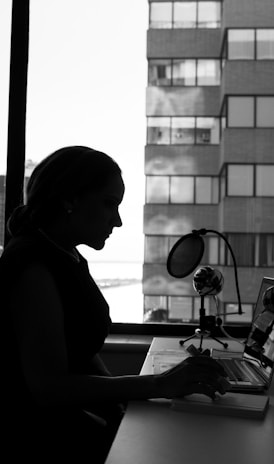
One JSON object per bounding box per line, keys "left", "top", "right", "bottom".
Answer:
{"left": 89, "top": 354, "right": 113, "bottom": 376}
{"left": 9, "top": 264, "right": 229, "bottom": 407}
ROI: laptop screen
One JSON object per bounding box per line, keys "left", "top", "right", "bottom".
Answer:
{"left": 244, "top": 277, "right": 274, "bottom": 380}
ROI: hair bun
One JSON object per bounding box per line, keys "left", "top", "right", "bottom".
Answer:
{"left": 6, "top": 205, "right": 32, "bottom": 237}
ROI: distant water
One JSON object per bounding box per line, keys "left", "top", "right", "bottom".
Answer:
{"left": 87, "top": 261, "right": 144, "bottom": 323}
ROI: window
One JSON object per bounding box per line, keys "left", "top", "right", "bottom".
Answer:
{"left": 170, "top": 176, "right": 194, "bottom": 203}
{"left": 225, "top": 97, "right": 274, "bottom": 129}
{"left": 146, "top": 176, "right": 169, "bottom": 203}
{"left": 256, "top": 165, "right": 274, "bottom": 196}
{"left": 147, "top": 117, "right": 220, "bottom": 145}
{"left": 197, "top": 59, "right": 220, "bottom": 85}
{"left": 227, "top": 29, "right": 255, "bottom": 59}
{"left": 226, "top": 28, "right": 274, "bottom": 60}
{"left": 226, "top": 164, "right": 274, "bottom": 198}
{"left": 150, "top": 2, "right": 172, "bottom": 28}
{"left": 225, "top": 304, "right": 254, "bottom": 324}
{"left": 148, "top": 59, "right": 220, "bottom": 86}
{"left": 172, "top": 59, "right": 196, "bottom": 85}
{"left": 196, "top": 117, "right": 220, "bottom": 144}
{"left": 146, "top": 176, "right": 219, "bottom": 205}
{"left": 174, "top": 2, "right": 197, "bottom": 28}
{"left": 144, "top": 236, "right": 169, "bottom": 263}
{"left": 148, "top": 59, "right": 172, "bottom": 86}
{"left": 225, "top": 234, "right": 255, "bottom": 266}
{"left": 257, "top": 235, "right": 274, "bottom": 266}
{"left": 198, "top": 1, "right": 221, "bottom": 28}
{"left": 196, "top": 177, "right": 219, "bottom": 204}
{"left": 256, "top": 97, "right": 274, "bottom": 127}
{"left": 150, "top": 2, "right": 221, "bottom": 29}
{"left": 228, "top": 97, "right": 254, "bottom": 127}
{"left": 147, "top": 117, "right": 170, "bottom": 144}
{"left": 225, "top": 234, "right": 274, "bottom": 267}
{"left": 171, "top": 117, "right": 195, "bottom": 144}
{"left": 227, "top": 165, "right": 254, "bottom": 196}
{"left": 4, "top": 1, "right": 274, "bottom": 332}
{"left": 257, "top": 29, "right": 274, "bottom": 59}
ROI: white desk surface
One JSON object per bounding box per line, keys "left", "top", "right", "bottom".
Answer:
{"left": 105, "top": 337, "right": 274, "bottom": 464}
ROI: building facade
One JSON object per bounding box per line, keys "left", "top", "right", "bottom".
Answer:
{"left": 143, "top": 0, "right": 274, "bottom": 324}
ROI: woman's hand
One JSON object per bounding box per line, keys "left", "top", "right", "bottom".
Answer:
{"left": 156, "top": 355, "right": 230, "bottom": 400}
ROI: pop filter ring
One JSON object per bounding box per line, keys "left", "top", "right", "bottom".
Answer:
{"left": 167, "top": 232, "right": 204, "bottom": 279}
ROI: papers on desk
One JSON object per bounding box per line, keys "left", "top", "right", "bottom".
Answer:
{"left": 171, "top": 392, "right": 269, "bottom": 419}
{"left": 152, "top": 350, "right": 189, "bottom": 375}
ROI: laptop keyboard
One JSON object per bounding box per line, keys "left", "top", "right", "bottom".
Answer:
{"left": 218, "top": 359, "right": 255, "bottom": 384}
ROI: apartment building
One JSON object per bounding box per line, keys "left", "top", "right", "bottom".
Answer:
{"left": 143, "top": 0, "right": 274, "bottom": 324}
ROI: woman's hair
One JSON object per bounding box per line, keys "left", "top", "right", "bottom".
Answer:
{"left": 7, "top": 146, "right": 122, "bottom": 236}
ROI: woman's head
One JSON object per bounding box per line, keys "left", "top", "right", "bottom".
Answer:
{"left": 8, "top": 146, "right": 124, "bottom": 245}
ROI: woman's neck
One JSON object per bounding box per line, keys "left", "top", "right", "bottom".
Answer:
{"left": 38, "top": 224, "right": 80, "bottom": 262}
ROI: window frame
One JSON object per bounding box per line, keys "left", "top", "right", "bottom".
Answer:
{"left": 4, "top": 0, "right": 252, "bottom": 339}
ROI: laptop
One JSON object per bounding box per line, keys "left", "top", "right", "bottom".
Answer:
{"left": 212, "top": 276, "right": 274, "bottom": 393}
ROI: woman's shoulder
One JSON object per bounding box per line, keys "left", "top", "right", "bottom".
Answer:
{"left": 0, "top": 233, "right": 42, "bottom": 264}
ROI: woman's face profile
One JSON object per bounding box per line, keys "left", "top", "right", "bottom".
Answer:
{"left": 69, "top": 174, "right": 125, "bottom": 249}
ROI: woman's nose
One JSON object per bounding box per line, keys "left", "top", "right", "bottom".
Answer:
{"left": 114, "top": 211, "right": 122, "bottom": 228}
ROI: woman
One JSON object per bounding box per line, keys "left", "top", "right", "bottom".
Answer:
{"left": 1, "top": 146, "right": 229, "bottom": 462}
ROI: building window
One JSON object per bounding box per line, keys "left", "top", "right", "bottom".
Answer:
{"left": 226, "top": 28, "right": 274, "bottom": 60}
{"left": 146, "top": 175, "right": 219, "bottom": 204}
{"left": 171, "top": 117, "right": 195, "bottom": 144}
{"left": 256, "top": 97, "right": 274, "bottom": 127}
{"left": 256, "top": 165, "right": 274, "bottom": 196}
{"left": 146, "top": 176, "right": 169, "bottom": 203}
{"left": 170, "top": 176, "right": 194, "bottom": 203}
{"left": 227, "top": 164, "right": 254, "bottom": 196}
{"left": 195, "top": 176, "right": 219, "bottom": 204}
{"left": 257, "top": 29, "right": 274, "bottom": 59}
{"left": 225, "top": 96, "right": 274, "bottom": 129}
{"left": 225, "top": 234, "right": 274, "bottom": 268}
{"left": 227, "top": 29, "right": 255, "bottom": 59}
{"left": 148, "top": 59, "right": 172, "bottom": 86}
{"left": 172, "top": 59, "right": 196, "bottom": 85}
{"left": 149, "top": 2, "right": 221, "bottom": 29}
{"left": 228, "top": 97, "right": 254, "bottom": 127}
{"left": 197, "top": 1, "right": 221, "bottom": 28}
{"left": 226, "top": 164, "right": 274, "bottom": 197}
{"left": 197, "top": 59, "right": 220, "bottom": 85}
{"left": 144, "top": 236, "right": 169, "bottom": 263}
{"left": 224, "top": 304, "right": 254, "bottom": 324}
{"left": 147, "top": 117, "right": 170, "bottom": 144}
{"left": 147, "top": 117, "right": 220, "bottom": 145}
{"left": 150, "top": 2, "right": 172, "bottom": 29}
{"left": 256, "top": 235, "right": 274, "bottom": 267}
{"left": 169, "top": 296, "right": 193, "bottom": 321}
{"left": 225, "top": 234, "right": 255, "bottom": 266}
{"left": 196, "top": 117, "right": 220, "bottom": 144}
{"left": 148, "top": 59, "right": 220, "bottom": 87}
{"left": 173, "top": 2, "right": 197, "bottom": 28}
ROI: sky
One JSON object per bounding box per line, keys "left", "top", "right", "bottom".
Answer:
{"left": 0, "top": 0, "right": 148, "bottom": 264}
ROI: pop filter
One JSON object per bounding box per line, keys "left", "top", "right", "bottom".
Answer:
{"left": 167, "top": 232, "right": 204, "bottom": 278}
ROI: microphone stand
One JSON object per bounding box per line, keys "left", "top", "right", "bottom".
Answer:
{"left": 179, "top": 295, "right": 229, "bottom": 352}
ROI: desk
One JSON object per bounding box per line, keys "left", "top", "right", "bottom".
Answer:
{"left": 105, "top": 337, "right": 274, "bottom": 464}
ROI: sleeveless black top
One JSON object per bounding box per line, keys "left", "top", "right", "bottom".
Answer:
{"left": 1, "top": 228, "right": 111, "bottom": 414}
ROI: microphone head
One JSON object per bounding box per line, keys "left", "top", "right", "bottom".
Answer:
{"left": 193, "top": 266, "right": 224, "bottom": 296}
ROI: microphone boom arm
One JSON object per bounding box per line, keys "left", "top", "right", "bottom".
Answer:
{"left": 193, "top": 228, "right": 243, "bottom": 315}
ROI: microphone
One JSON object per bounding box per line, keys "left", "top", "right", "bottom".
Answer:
{"left": 167, "top": 228, "right": 242, "bottom": 315}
